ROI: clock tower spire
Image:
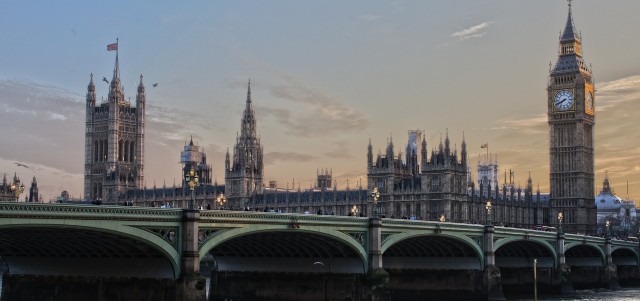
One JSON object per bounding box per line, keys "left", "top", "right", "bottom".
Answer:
{"left": 547, "top": 0, "right": 596, "bottom": 234}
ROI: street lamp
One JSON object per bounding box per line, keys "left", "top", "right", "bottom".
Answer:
{"left": 184, "top": 166, "right": 199, "bottom": 210}
{"left": 350, "top": 204, "right": 358, "bottom": 216}
{"left": 439, "top": 215, "right": 446, "bottom": 222}
{"left": 371, "top": 187, "right": 380, "bottom": 218}
{"left": 605, "top": 220, "right": 611, "bottom": 238}
{"left": 216, "top": 193, "right": 226, "bottom": 210}
{"left": 485, "top": 201, "right": 492, "bottom": 226}
{"left": 10, "top": 181, "right": 25, "bottom": 202}
{"left": 558, "top": 212, "right": 564, "bottom": 234}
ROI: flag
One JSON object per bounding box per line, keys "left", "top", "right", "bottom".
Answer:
{"left": 107, "top": 43, "right": 118, "bottom": 51}
{"left": 481, "top": 143, "right": 488, "bottom": 148}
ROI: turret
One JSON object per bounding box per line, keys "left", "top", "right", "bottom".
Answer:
{"left": 602, "top": 172, "right": 612, "bottom": 193}
{"left": 444, "top": 129, "right": 450, "bottom": 156}
{"left": 461, "top": 132, "right": 467, "bottom": 167}
{"left": 420, "top": 136, "right": 428, "bottom": 170}
{"left": 367, "top": 138, "right": 373, "bottom": 167}
{"left": 136, "top": 74, "right": 146, "bottom": 109}
{"left": 29, "top": 174, "right": 39, "bottom": 202}
{"left": 87, "top": 73, "right": 96, "bottom": 105}
{"left": 109, "top": 47, "right": 123, "bottom": 102}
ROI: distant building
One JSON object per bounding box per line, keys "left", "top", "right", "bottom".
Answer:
{"left": 180, "top": 136, "right": 213, "bottom": 187}
{"left": 316, "top": 169, "right": 332, "bottom": 190}
{"left": 28, "top": 175, "right": 39, "bottom": 202}
{"left": 0, "top": 173, "right": 24, "bottom": 202}
{"left": 595, "top": 174, "right": 637, "bottom": 231}
{"left": 84, "top": 49, "right": 145, "bottom": 203}
{"left": 477, "top": 155, "right": 499, "bottom": 199}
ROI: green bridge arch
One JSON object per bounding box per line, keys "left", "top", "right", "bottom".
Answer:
{"left": 0, "top": 217, "right": 181, "bottom": 278}
{"left": 381, "top": 231, "right": 485, "bottom": 268}
{"left": 198, "top": 223, "right": 369, "bottom": 271}
{"left": 198, "top": 223, "right": 368, "bottom": 273}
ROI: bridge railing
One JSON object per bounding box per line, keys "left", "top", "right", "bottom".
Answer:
{"left": 0, "top": 202, "right": 183, "bottom": 221}
{"left": 199, "top": 210, "right": 370, "bottom": 226}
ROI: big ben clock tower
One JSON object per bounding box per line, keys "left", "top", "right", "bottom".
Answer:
{"left": 548, "top": 0, "right": 597, "bottom": 234}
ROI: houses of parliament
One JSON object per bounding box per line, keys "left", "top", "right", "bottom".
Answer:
{"left": 84, "top": 2, "right": 598, "bottom": 234}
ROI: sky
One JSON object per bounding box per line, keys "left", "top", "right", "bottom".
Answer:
{"left": 1, "top": 0, "right": 640, "bottom": 204}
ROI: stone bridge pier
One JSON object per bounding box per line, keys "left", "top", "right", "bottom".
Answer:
{"left": 177, "top": 209, "right": 206, "bottom": 301}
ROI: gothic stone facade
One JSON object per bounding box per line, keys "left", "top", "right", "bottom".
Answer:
{"left": 547, "top": 3, "right": 597, "bottom": 234}
{"left": 224, "top": 81, "right": 264, "bottom": 210}
{"left": 84, "top": 53, "right": 145, "bottom": 202}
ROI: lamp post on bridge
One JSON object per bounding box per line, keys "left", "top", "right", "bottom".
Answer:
{"left": 184, "top": 166, "right": 199, "bottom": 210}
{"left": 349, "top": 204, "right": 358, "bottom": 216}
{"left": 605, "top": 220, "right": 611, "bottom": 239}
{"left": 216, "top": 193, "right": 226, "bottom": 210}
{"left": 558, "top": 212, "right": 564, "bottom": 234}
{"left": 371, "top": 187, "right": 380, "bottom": 218}
{"left": 9, "top": 180, "right": 25, "bottom": 202}
{"left": 485, "top": 201, "right": 492, "bottom": 226}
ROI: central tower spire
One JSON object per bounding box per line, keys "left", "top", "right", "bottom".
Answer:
{"left": 226, "top": 79, "right": 264, "bottom": 210}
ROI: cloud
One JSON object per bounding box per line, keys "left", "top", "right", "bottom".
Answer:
{"left": 264, "top": 151, "right": 318, "bottom": 166}
{"left": 260, "top": 73, "right": 369, "bottom": 137}
{"left": 451, "top": 22, "right": 494, "bottom": 41}
{"left": 595, "top": 75, "right": 640, "bottom": 112}
{"left": 324, "top": 140, "right": 355, "bottom": 159}
{"left": 496, "top": 113, "right": 547, "bottom": 134}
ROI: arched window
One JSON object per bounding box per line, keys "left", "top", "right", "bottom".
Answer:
{"left": 103, "top": 139, "right": 108, "bottom": 162}
{"left": 130, "top": 142, "right": 135, "bottom": 162}
{"left": 119, "top": 140, "right": 124, "bottom": 161}
{"left": 94, "top": 141, "right": 99, "bottom": 162}
{"left": 125, "top": 141, "right": 130, "bottom": 162}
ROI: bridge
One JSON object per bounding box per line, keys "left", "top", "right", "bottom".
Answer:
{"left": 0, "top": 202, "right": 639, "bottom": 301}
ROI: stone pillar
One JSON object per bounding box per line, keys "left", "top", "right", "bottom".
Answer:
{"left": 602, "top": 236, "right": 620, "bottom": 289}
{"left": 555, "top": 232, "right": 573, "bottom": 293}
{"left": 368, "top": 217, "right": 383, "bottom": 271}
{"left": 482, "top": 225, "right": 504, "bottom": 301}
{"left": 366, "top": 217, "right": 389, "bottom": 300}
{"left": 176, "top": 209, "right": 206, "bottom": 301}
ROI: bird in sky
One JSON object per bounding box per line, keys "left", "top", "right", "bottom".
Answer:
{"left": 153, "top": 83, "right": 158, "bottom": 87}
{"left": 102, "top": 77, "right": 109, "bottom": 84}
{"left": 14, "top": 162, "right": 29, "bottom": 169}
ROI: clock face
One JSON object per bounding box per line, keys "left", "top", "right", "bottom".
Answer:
{"left": 554, "top": 90, "right": 574, "bottom": 111}
{"left": 585, "top": 91, "right": 594, "bottom": 115}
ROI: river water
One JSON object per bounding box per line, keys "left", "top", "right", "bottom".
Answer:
{"left": 510, "top": 288, "right": 640, "bottom": 301}
{"left": 1, "top": 278, "right": 637, "bottom": 300}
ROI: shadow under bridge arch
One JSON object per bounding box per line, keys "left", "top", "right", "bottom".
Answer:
{"left": 0, "top": 226, "right": 178, "bottom": 278}
{"left": 382, "top": 235, "right": 483, "bottom": 270}
{"left": 612, "top": 247, "right": 639, "bottom": 266}
{"left": 205, "top": 230, "right": 366, "bottom": 274}
{"left": 565, "top": 243, "right": 605, "bottom": 267}
{"left": 495, "top": 239, "right": 556, "bottom": 268}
